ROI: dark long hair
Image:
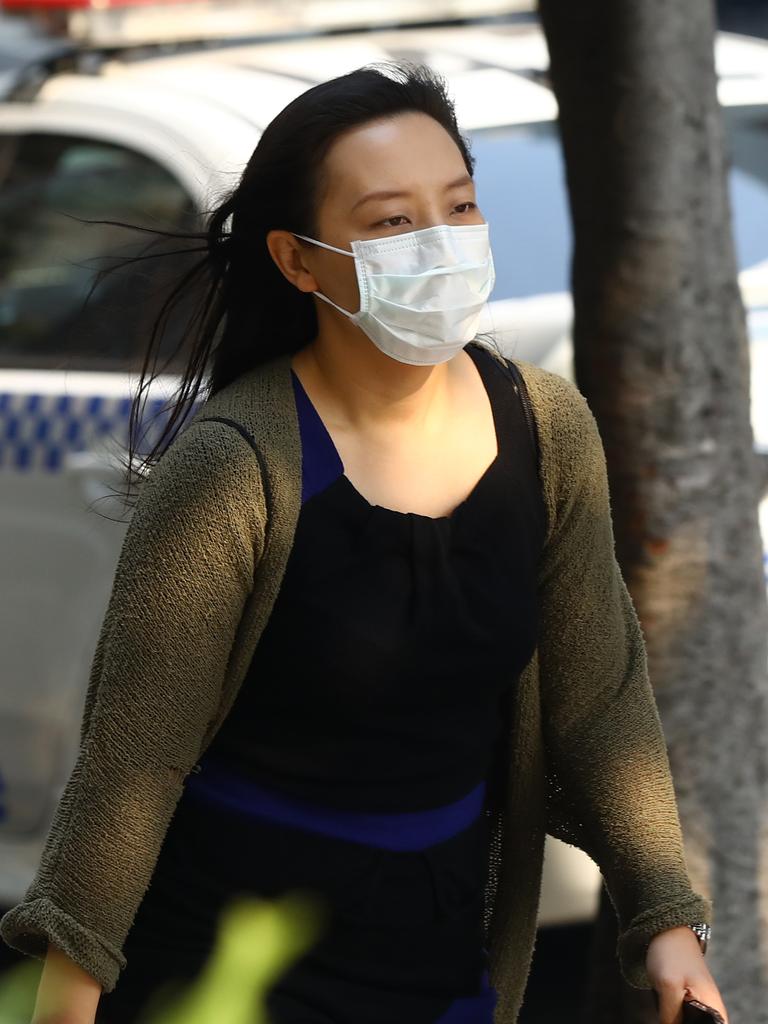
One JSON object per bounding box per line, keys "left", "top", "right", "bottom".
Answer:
{"left": 81, "top": 60, "right": 482, "bottom": 514}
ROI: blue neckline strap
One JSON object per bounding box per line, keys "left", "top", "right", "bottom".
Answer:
{"left": 290, "top": 369, "right": 345, "bottom": 505}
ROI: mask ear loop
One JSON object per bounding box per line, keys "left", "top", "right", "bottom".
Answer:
{"left": 293, "top": 232, "right": 356, "bottom": 257}
{"left": 314, "top": 291, "right": 358, "bottom": 318}
{"left": 292, "top": 233, "right": 366, "bottom": 316}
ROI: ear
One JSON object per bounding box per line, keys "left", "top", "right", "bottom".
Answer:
{"left": 265, "top": 229, "right": 319, "bottom": 293}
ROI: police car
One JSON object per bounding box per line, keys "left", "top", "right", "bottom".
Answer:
{"left": 1, "top": 3, "right": 767, "bottom": 934}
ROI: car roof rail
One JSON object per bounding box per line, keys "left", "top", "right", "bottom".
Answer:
{"left": 1, "top": 40, "right": 89, "bottom": 102}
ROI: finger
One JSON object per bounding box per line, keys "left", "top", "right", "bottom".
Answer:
{"left": 685, "top": 984, "right": 729, "bottom": 1024}
{"left": 657, "top": 983, "right": 686, "bottom": 1024}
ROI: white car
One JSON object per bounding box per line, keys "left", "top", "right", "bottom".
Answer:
{"left": 1, "top": 13, "right": 766, "bottom": 931}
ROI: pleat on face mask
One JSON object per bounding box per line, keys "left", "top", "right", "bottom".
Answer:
{"left": 293, "top": 222, "right": 496, "bottom": 366}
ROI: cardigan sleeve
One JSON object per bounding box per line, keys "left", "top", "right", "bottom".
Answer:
{"left": 0, "top": 418, "right": 267, "bottom": 994}
{"left": 535, "top": 374, "right": 712, "bottom": 989}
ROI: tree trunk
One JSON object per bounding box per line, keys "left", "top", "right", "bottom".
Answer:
{"left": 535, "top": 1, "right": 768, "bottom": 1020}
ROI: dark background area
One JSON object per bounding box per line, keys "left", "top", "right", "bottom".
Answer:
{"left": 716, "top": 0, "right": 768, "bottom": 38}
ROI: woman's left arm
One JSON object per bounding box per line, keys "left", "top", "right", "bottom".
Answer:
{"left": 532, "top": 371, "right": 726, "bottom": 1022}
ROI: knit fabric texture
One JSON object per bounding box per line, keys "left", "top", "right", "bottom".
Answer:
{"left": 0, "top": 346, "right": 713, "bottom": 1023}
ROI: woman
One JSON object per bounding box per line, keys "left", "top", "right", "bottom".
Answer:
{"left": 0, "top": 62, "right": 727, "bottom": 1024}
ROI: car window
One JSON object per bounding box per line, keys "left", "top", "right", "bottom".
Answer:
{"left": 468, "top": 122, "right": 572, "bottom": 300}
{"left": 723, "top": 104, "right": 768, "bottom": 272}
{"left": 469, "top": 104, "right": 768, "bottom": 301}
{"left": 0, "top": 132, "right": 201, "bottom": 372}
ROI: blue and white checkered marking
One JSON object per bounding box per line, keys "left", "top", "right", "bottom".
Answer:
{"left": 0, "top": 390, "right": 188, "bottom": 472}
{"left": 3, "top": 383, "right": 767, "bottom": 588}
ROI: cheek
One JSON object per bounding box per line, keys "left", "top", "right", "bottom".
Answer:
{"left": 342, "top": 262, "right": 362, "bottom": 308}
{"left": 320, "top": 260, "right": 362, "bottom": 311}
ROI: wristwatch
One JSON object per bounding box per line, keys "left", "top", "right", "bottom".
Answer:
{"left": 687, "top": 922, "right": 711, "bottom": 954}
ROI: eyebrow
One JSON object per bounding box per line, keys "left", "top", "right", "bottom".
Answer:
{"left": 350, "top": 172, "right": 474, "bottom": 212}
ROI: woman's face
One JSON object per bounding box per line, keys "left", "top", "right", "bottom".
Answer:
{"left": 269, "top": 110, "right": 486, "bottom": 316}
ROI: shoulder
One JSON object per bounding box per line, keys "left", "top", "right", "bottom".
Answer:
{"left": 154, "top": 413, "right": 263, "bottom": 485}
{"left": 472, "top": 342, "right": 603, "bottom": 491}
{"left": 129, "top": 357, "right": 300, "bottom": 558}
{"left": 504, "top": 358, "right": 609, "bottom": 543}
{"left": 472, "top": 342, "right": 594, "bottom": 440}
{"left": 507, "top": 358, "right": 596, "bottom": 438}
{"left": 132, "top": 413, "right": 269, "bottom": 535}
{"left": 509, "top": 359, "right": 602, "bottom": 457}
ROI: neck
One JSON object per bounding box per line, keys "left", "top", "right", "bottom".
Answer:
{"left": 292, "top": 321, "right": 459, "bottom": 435}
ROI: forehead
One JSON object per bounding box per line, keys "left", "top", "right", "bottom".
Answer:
{"left": 320, "top": 112, "right": 469, "bottom": 201}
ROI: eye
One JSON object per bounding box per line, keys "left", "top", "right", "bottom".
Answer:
{"left": 378, "top": 215, "right": 409, "bottom": 228}
{"left": 377, "top": 202, "right": 477, "bottom": 228}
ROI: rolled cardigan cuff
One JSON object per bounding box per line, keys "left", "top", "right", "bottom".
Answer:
{"left": 617, "top": 893, "right": 714, "bottom": 989}
{"left": 0, "top": 896, "right": 126, "bottom": 994}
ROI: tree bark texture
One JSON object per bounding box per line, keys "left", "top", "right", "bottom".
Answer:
{"left": 536, "top": 0, "right": 768, "bottom": 1020}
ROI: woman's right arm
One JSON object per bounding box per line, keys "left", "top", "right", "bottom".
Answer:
{"left": 0, "top": 416, "right": 268, "bottom": 1007}
{"left": 31, "top": 943, "right": 102, "bottom": 1024}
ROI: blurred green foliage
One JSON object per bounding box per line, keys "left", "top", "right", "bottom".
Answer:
{"left": 0, "top": 890, "right": 328, "bottom": 1024}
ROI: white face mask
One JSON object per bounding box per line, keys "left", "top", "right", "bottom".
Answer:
{"left": 292, "top": 222, "right": 496, "bottom": 366}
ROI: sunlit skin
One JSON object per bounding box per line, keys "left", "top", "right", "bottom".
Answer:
{"left": 266, "top": 110, "right": 728, "bottom": 1023}
{"left": 646, "top": 926, "right": 728, "bottom": 1024}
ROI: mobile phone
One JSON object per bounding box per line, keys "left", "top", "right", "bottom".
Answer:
{"left": 682, "top": 996, "right": 726, "bottom": 1023}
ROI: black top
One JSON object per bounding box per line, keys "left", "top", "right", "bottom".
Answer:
{"left": 200, "top": 341, "right": 547, "bottom": 811}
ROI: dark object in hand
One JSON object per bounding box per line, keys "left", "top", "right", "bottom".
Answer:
{"left": 682, "top": 995, "right": 726, "bottom": 1023}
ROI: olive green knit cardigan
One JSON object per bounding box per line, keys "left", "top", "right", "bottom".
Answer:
{"left": 0, "top": 346, "right": 712, "bottom": 1023}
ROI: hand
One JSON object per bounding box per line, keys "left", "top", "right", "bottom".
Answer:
{"left": 645, "top": 925, "right": 729, "bottom": 1024}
